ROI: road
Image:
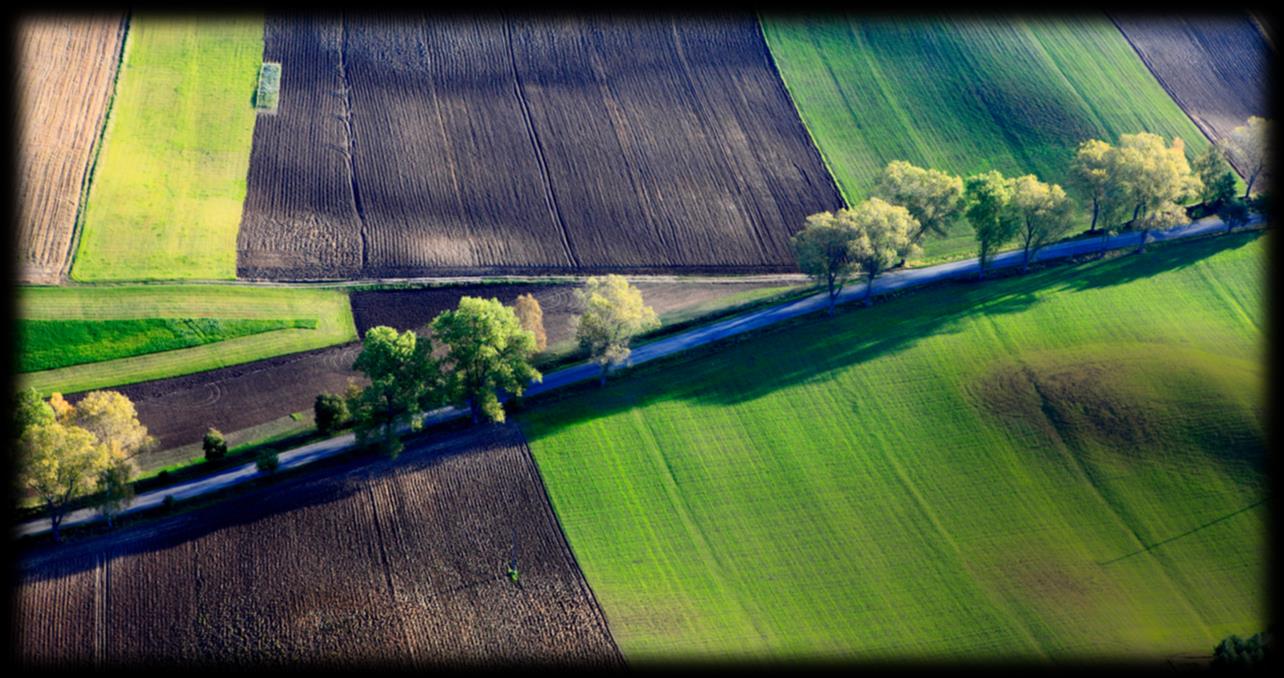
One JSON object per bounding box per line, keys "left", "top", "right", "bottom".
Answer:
{"left": 15, "top": 215, "right": 1261, "bottom": 539}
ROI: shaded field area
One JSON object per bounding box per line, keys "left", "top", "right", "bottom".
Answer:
{"left": 72, "top": 14, "right": 263, "bottom": 281}
{"left": 14, "top": 425, "right": 622, "bottom": 667}
{"left": 16, "top": 13, "right": 126, "bottom": 284}
{"left": 112, "top": 280, "right": 795, "bottom": 467}
{"left": 1111, "top": 14, "right": 1271, "bottom": 172}
{"left": 237, "top": 13, "right": 841, "bottom": 279}
{"left": 522, "top": 231, "right": 1266, "bottom": 660}
{"left": 761, "top": 15, "right": 1213, "bottom": 263}
{"left": 17, "top": 285, "right": 355, "bottom": 396}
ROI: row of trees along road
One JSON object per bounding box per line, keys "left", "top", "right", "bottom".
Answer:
{"left": 792, "top": 117, "right": 1270, "bottom": 310}
{"left": 320, "top": 275, "right": 659, "bottom": 457}
{"left": 14, "top": 388, "right": 154, "bottom": 541}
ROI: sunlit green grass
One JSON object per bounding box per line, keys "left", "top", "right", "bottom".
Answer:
{"left": 17, "top": 285, "right": 356, "bottom": 394}
{"left": 523, "top": 231, "right": 1266, "bottom": 661}
{"left": 762, "top": 15, "right": 1213, "bottom": 263}
{"left": 71, "top": 14, "right": 263, "bottom": 281}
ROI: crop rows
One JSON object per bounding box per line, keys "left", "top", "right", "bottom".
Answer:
{"left": 15, "top": 14, "right": 126, "bottom": 284}
{"left": 14, "top": 426, "right": 622, "bottom": 667}
{"left": 237, "top": 13, "right": 841, "bottom": 279}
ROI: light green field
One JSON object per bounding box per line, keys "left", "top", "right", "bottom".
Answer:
{"left": 762, "top": 15, "right": 1213, "bottom": 263}
{"left": 71, "top": 14, "right": 263, "bottom": 281}
{"left": 522, "top": 231, "right": 1266, "bottom": 661}
{"left": 18, "top": 285, "right": 356, "bottom": 394}
{"left": 18, "top": 317, "right": 315, "bottom": 373}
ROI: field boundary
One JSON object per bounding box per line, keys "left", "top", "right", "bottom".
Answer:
{"left": 14, "top": 213, "right": 1263, "bottom": 540}
{"left": 61, "top": 12, "right": 132, "bottom": 284}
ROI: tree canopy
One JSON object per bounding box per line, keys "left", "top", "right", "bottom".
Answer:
{"left": 1224, "top": 116, "right": 1270, "bottom": 198}
{"left": 871, "top": 160, "right": 964, "bottom": 243}
{"left": 964, "top": 171, "right": 1021, "bottom": 278}
{"left": 791, "top": 211, "right": 860, "bottom": 314}
{"left": 349, "top": 326, "right": 441, "bottom": 457}
{"left": 574, "top": 275, "right": 660, "bottom": 385}
{"left": 1009, "top": 174, "right": 1074, "bottom": 272}
{"left": 433, "top": 296, "right": 541, "bottom": 423}
{"left": 846, "top": 197, "right": 920, "bottom": 304}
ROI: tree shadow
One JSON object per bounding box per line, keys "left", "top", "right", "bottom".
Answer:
{"left": 523, "top": 230, "right": 1262, "bottom": 442}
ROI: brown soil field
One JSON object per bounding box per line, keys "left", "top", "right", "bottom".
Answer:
{"left": 237, "top": 14, "right": 841, "bottom": 280}
{"left": 1112, "top": 14, "right": 1271, "bottom": 166}
{"left": 13, "top": 425, "right": 623, "bottom": 667}
{"left": 104, "top": 281, "right": 788, "bottom": 465}
{"left": 16, "top": 14, "right": 127, "bottom": 284}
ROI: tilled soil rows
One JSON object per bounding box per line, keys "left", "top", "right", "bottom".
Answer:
{"left": 237, "top": 13, "right": 841, "bottom": 279}
{"left": 14, "top": 425, "right": 623, "bottom": 667}
{"left": 1112, "top": 15, "right": 1270, "bottom": 162}
{"left": 16, "top": 14, "right": 126, "bottom": 284}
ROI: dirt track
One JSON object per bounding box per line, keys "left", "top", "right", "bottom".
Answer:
{"left": 237, "top": 13, "right": 841, "bottom": 279}
{"left": 14, "top": 425, "right": 623, "bottom": 667}
{"left": 16, "top": 14, "right": 127, "bottom": 284}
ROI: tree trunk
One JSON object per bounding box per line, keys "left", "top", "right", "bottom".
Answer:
{"left": 863, "top": 273, "right": 875, "bottom": 306}
{"left": 1245, "top": 169, "right": 1258, "bottom": 199}
{"left": 469, "top": 397, "right": 480, "bottom": 425}
{"left": 1022, "top": 245, "right": 1032, "bottom": 274}
{"left": 1136, "top": 228, "right": 1149, "bottom": 253}
{"left": 1088, "top": 198, "right": 1099, "bottom": 234}
{"left": 826, "top": 276, "right": 837, "bottom": 316}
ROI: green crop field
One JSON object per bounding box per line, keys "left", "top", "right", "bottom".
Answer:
{"left": 18, "top": 285, "right": 356, "bottom": 394}
{"left": 71, "top": 14, "right": 263, "bottom": 281}
{"left": 522, "top": 231, "right": 1266, "bottom": 661}
{"left": 762, "top": 15, "right": 1213, "bottom": 264}
{"left": 18, "top": 317, "right": 315, "bottom": 373}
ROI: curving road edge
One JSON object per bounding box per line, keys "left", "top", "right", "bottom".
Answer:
{"left": 15, "top": 215, "right": 1264, "bottom": 539}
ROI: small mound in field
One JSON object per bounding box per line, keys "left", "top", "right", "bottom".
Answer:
{"left": 969, "top": 344, "right": 1264, "bottom": 468}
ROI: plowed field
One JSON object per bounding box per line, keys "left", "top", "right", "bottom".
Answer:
{"left": 1112, "top": 15, "right": 1271, "bottom": 167}
{"left": 14, "top": 425, "right": 622, "bottom": 667}
{"left": 237, "top": 14, "right": 841, "bottom": 279}
{"left": 15, "top": 14, "right": 126, "bottom": 284}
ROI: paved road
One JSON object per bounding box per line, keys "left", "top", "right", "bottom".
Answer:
{"left": 15, "top": 215, "right": 1260, "bottom": 539}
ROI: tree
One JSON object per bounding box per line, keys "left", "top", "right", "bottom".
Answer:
{"left": 1223, "top": 116, "right": 1270, "bottom": 198}
{"left": 314, "top": 393, "right": 350, "bottom": 437}
{"left": 69, "top": 390, "right": 154, "bottom": 458}
{"left": 202, "top": 428, "right": 228, "bottom": 462}
{"left": 1212, "top": 630, "right": 1272, "bottom": 667}
{"left": 513, "top": 293, "right": 548, "bottom": 352}
{"left": 433, "top": 297, "right": 541, "bottom": 423}
{"left": 574, "top": 276, "right": 660, "bottom": 386}
{"left": 791, "top": 211, "right": 860, "bottom": 315}
{"left": 349, "top": 326, "right": 440, "bottom": 458}
{"left": 14, "top": 387, "right": 54, "bottom": 434}
{"left": 19, "top": 421, "right": 112, "bottom": 542}
{"left": 871, "top": 160, "right": 964, "bottom": 246}
{"left": 964, "top": 171, "right": 1021, "bottom": 279}
{"left": 1070, "top": 139, "right": 1115, "bottom": 234}
{"left": 1010, "top": 174, "right": 1075, "bottom": 272}
{"left": 256, "top": 448, "right": 280, "bottom": 474}
{"left": 1219, "top": 197, "right": 1251, "bottom": 232}
{"left": 1192, "top": 144, "right": 1238, "bottom": 211}
{"left": 846, "top": 198, "right": 920, "bottom": 305}
{"left": 96, "top": 454, "right": 136, "bottom": 529}
{"left": 1112, "top": 133, "right": 1201, "bottom": 252}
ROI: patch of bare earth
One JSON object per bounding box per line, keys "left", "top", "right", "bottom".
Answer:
{"left": 16, "top": 14, "right": 126, "bottom": 284}
{"left": 14, "top": 425, "right": 623, "bottom": 668}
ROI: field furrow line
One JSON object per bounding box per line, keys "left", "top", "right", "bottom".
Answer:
{"left": 337, "top": 14, "right": 370, "bottom": 271}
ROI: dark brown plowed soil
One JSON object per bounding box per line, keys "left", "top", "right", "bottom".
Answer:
{"left": 1111, "top": 15, "right": 1270, "bottom": 166}
{"left": 14, "top": 425, "right": 624, "bottom": 668}
{"left": 236, "top": 14, "right": 841, "bottom": 279}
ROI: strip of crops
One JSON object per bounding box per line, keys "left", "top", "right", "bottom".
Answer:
{"left": 16, "top": 14, "right": 126, "bottom": 284}
{"left": 14, "top": 427, "right": 622, "bottom": 667}
{"left": 1111, "top": 15, "right": 1270, "bottom": 158}
{"left": 17, "top": 285, "right": 355, "bottom": 395}
{"left": 71, "top": 14, "right": 263, "bottom": 281}
{"left": 18, "top": 317, "right": 315, "bottom": 373}
{"left": 237, "top": 14, "right": 842, "bottom": 279}
{"left": 761, "top": 15, "right": 1214, "bottom": 264}
{"left": 523, "top": 231, "right": 1266, "bottom": 660}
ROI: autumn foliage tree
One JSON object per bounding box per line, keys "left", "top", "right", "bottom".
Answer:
{"left": 513, "top": 293, "right": 548, "bottom": 352}
{"left": 574, "top": 276, "right": 660, "bottom": 386}
{"left": 1010, "top": 174, "right": 1074, "bottom": 272}
{"left": 846, "top": 198, "right": 920, "bottom": 305}
{"left": 791, "top": 211, "right": 861, "bottom": 315}
{"left": 871, "top": 160, "right": 965, "bottom": 246}
{"left": 1111, "top": 132, "right": 1201, "bottom": 252}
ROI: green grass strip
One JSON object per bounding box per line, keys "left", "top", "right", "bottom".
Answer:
{"left": 71, "top": 14, "right": 264, "bottom": 281}
{"left": 522, "top": 231, "right": 1266, "bottom": 661}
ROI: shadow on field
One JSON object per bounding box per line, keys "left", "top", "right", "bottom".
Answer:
{"left": 16, "top": 424, "right": 508, "bottom": 582}
{"left": 523, "top": 230, "right": 1264, "bottom": 440}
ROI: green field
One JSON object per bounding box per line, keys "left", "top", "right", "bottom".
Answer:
{"left": 18, "top": 317, "right": 315, "bottom": 373}
{"left": 762, "top": 15, "right": 1213, "bottom": 263}
{"left": 522, "top": 231, "right": 1266, "bottom": 661}
{"left": 71, "top": 14, "right": 264, "bottom": 281}
{"left": 18, "top": 285, "right": 356, "bottom": 394}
